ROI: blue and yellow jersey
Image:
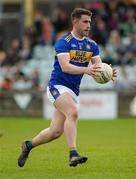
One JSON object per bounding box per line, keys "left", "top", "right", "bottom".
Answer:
{"left": 48, "top": 32, "right": 100, "bottom": 96}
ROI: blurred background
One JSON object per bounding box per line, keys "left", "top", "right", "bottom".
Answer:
{"left": 0, "top": 0, "right": 136, "bottom": 119}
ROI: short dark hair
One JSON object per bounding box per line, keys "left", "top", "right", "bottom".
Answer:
{"left": 71, "top": 8, "right": 92, "bottom": 21}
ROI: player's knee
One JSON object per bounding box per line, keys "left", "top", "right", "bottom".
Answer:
{"left": 52, "top": 129, "right": 63, "bottom": 139}
{"left": 68, "top": 108, "right": 78, "bottom": 120}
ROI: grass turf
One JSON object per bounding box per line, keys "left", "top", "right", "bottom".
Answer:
{"left": 0, "top": 117, "right": 136, "bottom": 179}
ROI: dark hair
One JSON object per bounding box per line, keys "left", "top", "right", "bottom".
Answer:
{"left": 71, "top": 8, "right": 92, "bottom": 21}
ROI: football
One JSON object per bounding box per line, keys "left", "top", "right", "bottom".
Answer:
{"left": 93, "top": 63, "right": 113, "bottom": 84}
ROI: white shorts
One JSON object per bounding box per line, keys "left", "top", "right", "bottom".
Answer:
{"left": 47, "top": 85, "right": 79, "bottom": 104}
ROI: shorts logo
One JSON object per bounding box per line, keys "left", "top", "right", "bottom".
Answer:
{"left": 52, "top": 90, "right": 57, "bottom": 96}
{"left": 49, "top": 86, "right": 60, "bottom": 100}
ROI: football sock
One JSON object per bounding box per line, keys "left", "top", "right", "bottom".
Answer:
{"left": 69, "top": 147, "right": 78, "bottom": 158}
{"left": 26, "top": 141, "right": 33, "bottom": 150}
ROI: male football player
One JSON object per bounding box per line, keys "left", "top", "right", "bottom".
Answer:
{"left": 18, "top": 8, "right": 116, "bottom": 167}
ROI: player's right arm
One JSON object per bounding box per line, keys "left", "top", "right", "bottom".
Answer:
{"left": 58, "top": 53, "right": 101, "bottom": 76}
{"left": 55, "top": 39, "right": 101, "bottom": 77}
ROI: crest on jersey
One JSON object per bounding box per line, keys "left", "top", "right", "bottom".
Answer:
{"left": 52, "top": 90, "right": 57, "bottom": 96}
{"left": 86, "top": 44, "right": 91, "bottom": 49}
{"left": 78, "top": 43, "right": 82, "bottom": 50}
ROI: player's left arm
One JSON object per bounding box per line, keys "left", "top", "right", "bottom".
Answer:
{"left": 92, "top": 55, "right": 117, "bottom": 81}
{"left": 91, "top": 44, "right": 117, "bottom": 81}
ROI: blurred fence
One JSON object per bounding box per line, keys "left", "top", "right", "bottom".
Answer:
{"left": 0, "top": 90, "right": 43, "bottom": 117}
{"left": 0, "top": 89, "right": 136, "bottom": 119}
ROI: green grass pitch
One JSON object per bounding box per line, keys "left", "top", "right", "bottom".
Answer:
{"left": 0, "top": 117, "right": 136, "bottom": 179}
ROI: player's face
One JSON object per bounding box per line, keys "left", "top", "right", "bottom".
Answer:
{"left": 76, "top": 15, "right": 91, "bottom": 37}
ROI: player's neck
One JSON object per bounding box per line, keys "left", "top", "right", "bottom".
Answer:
{"left": 71, "top": 30, "right": 84, "bottom": 41}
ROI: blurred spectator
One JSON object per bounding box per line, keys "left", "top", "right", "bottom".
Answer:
{"left": 92, "top": 17, "right": 109, "bottom": 46}
{"left": 119, "top": 7, "right": 136, "bottom": 36}
{"left": 108, "top": 0, "right": 118, "bottom": 13}
{"left": 25, "top": 26, "right": 38, "bottom": 47}
{"left": 0, "top": 29, "right": 7, "bottom": 66}
{"left": 0, "top": 48, "right": 7, "bottom": 66}
{"left": 12, "top": 71, "right": 32, "bottom": 90}
{"left": 2, "top": 38, "right": 21, "bottom": 66}
{"left": 31, "top": 69, "right": 40, "bottom": 89}
{"left": 108, "top": 12, "right": 119, "bottom": 30}
{"left": 26, "top": 10, "right": 54, "bottom": 45}
{"left": 34, "top": 10, "right": 44, "bottom": 42}
{"left": 42, "top": 17, "right": 54, "bottom": 45}
{"left": 0, "top": 76, "right": 3, "bottom": 89}
{"left": 52, "top": 6, "right": 69, "bottom": 40}
{"left": 124, "top": 51, "right": 136, "bottom": 65}
{"left": 1, "top": 77, "right": 12, "bottom": 90}
{"left": 0, "top": 22, "right": 5, "bottom": 50}
{"left": 114, "top": 65, "right": 136, "bottom": 90}
{"left": 102, "top": 47, "right": 115, "bottom": 65}
{"left": 105, "top": 30, "right": 127, "bottom": 64}
{"left": 128, "top": 32, "right": 136, "bottom": 56}
{"left": 86, "top": 1, "right": 109, "bottom": 20}
{"left": 19, "top": 35, "right": 33, "bottom": 60}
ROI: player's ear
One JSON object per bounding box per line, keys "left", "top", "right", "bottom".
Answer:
{"left": 72, "top": 18, "right": 78, "bottom": 25}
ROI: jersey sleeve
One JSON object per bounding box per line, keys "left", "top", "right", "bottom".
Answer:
{"left": 92, "top": 43, "right": 100, "bottom": 58}
{"left": 55, "top": 39, "right": 70, "bottom": 56}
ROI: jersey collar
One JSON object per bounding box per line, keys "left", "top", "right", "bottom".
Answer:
{"left": 71, "top": 31, "right": 85, "bottom": 41}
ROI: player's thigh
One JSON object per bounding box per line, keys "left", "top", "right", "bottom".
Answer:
{"left": 50, "top": 108, "right": 66, "bottom": 133}
{"left": 54, "top": 92, "right": 78, "bottom": 118}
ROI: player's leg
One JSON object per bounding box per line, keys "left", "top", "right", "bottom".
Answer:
{"left": 54, "top": 92, "right": 88, "bottom": 166}
{"left": 32, "top": 108, "right": 65, "bottom": 146}
{"left": 18, "top": 109, "right": 65, "bottom": 167}
{"left": 55, "top": 92, "right": 78, "bottom": 148}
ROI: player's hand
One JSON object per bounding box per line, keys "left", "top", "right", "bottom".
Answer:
{"left": 87, "top": 63, "right": 102, "bottom": 78}
{"left": 110, "top": 64, "right": 117, "bottom": 81}
{"left": 112, "top": 68, "right": 117, "bottom": 81}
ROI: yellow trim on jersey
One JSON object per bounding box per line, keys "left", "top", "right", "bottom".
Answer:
{"left": 55, "top": 50, "right": 57, "bottom": 56}
{"left": 85, "top": 37, "right": 97, "bottom": 45}
{"left": 65, "top": 34, "right": 73, "bottom": 42}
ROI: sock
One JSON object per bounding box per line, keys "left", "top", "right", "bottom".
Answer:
{"left": 26, "top": 141, "right": 33, "bottom": 150}
{"left": 69, "top": 147, "right": 78, "bottom": 158}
